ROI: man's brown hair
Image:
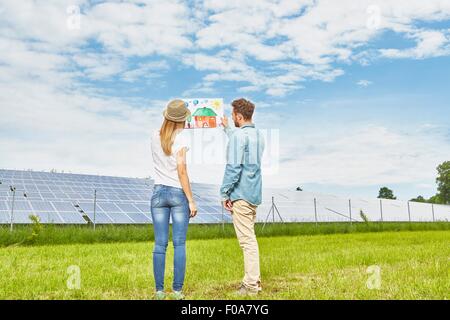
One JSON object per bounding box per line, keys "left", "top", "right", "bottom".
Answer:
{"left": 231, "top": 98, "right": 255, "bottom": 120}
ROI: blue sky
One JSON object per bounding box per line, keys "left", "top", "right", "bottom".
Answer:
{"left": 0, "top": 0, "right": 449, "bottom": 200}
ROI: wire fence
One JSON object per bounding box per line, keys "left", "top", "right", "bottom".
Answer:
{"left": 258, "top": 190, "right": 449, "bottom": 223}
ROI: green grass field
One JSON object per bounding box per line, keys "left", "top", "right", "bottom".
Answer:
{"left": 1, "top": 221, "right": 449, "bottom": 247}
{"left": 0, "top": 223, "right": 448, "bottom": 300}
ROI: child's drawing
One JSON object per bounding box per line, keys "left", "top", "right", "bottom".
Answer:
{"left": 183, "top": 98, "right": 224, "bottom": 129}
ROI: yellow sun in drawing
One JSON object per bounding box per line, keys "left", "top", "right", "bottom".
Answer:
{"left": 212, "top": 99, "right": 221, "bottom": 110}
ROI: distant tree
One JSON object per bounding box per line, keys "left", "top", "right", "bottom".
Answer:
{"left": 428, "top": 194, "right": 443, "bottom": 204}
{"left": 436, "top": 161, "right": 450, "bottom": 204}
{"left": 378, "top": 187, "right": 396, "bottom": 200}
{"left": 410, "top": 195, "right": 427, "bottom": 203}
{"left": 296, "top": 186, "right": 303, "bottom": 191}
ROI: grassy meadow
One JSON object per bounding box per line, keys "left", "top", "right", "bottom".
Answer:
{"left": 0, "top": 222, "right": 448, "bottom": 300}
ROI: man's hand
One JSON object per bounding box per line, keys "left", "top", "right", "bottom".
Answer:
{"left": 221, "top": 115, "right": 229, "bottom": 128}
{"left": 222, "top": 199, "right": 233, "bottom": 211}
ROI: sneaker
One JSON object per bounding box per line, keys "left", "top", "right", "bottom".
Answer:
{"left": 256, "top": 280, "right": 263, "bottom": 292}
{"left": 170, "top": 291, "right": 185, "bottom": 300}
{"left": 236, "top": 284, "right": 259, "bottom": 296}
{"left": 154, "top": 291, "right": 166, "bottom": 300}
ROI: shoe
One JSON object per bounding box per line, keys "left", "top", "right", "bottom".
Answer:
{"left": 236, "top": 284, "right": 259, "bottom": 296}
{"left": 170, "top": 291, "right": 185, "bottom": 300}
{"left": 256, "top": 280, "right": 263, "bottom": 292}
{"left": 154, "top": 291, "right": 166, "bottom": 300}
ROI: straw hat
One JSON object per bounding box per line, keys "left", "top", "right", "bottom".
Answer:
{"left": 163, "top": 99, "right": 191, "bottom": 122}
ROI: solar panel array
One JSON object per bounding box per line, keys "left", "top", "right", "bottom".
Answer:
{"left": 0, "top": 169, "right": 448, "bottom": 224}
{"left": 259, "top": 188, "right": 449, "bottom": 223}
{"left": 0, "top": 169, "right": 230, "bottom": 225}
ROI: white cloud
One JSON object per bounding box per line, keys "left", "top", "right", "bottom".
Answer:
{"left": 380, "top": 29, "right": 450, "bottom": 59}
{"left": 357, "top": 80, "right": 373, "bottom": 87}
{"left": 83, "top": 1, "right": 194, "bottom": 56}
{"left": 2, "top": 0, "right": 450, "bottom": 97}
{"left": 0, "top": 74, "right": 165, "bottom": 177}
{"left": 121, "top": 61, "right": 170, "bottom": 83}
{"left": 73, "top": 52, "right": 125, "bottom": 80}
{"left": 181, "top": 82, "right": 217, "bottom": 97}
{"left": 182, "top": 0, "right": 450, "bottom": 95}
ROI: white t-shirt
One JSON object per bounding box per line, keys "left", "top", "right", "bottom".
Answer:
{"left": 151, "top": 130, "right": 189, "bottom": 188}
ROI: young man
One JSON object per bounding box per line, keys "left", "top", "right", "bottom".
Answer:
{"left": 220, "top": 98, "right": 265, "bottom": 295}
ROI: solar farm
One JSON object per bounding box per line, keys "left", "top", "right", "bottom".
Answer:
{"left": 1, "top": 169, "right": 448, "bottom": 226}
{"left": 0, "top": 169, "right": 229, "bottom": 225}
{"left": 0, "top": 168, "right": 449, "bottom": 300}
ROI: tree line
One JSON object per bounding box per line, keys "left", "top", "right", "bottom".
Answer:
{"left": 378, "top": 161, "right": 449, "bottom": 205}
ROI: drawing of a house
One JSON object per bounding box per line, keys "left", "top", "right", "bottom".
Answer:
{"left": 192, "top": 107, "right": 217, "bottom": 128}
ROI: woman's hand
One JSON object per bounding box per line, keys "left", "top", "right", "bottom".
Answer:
{"left": 189, "top": 200, "right": 197, "bottom": 218}
{"left": 177, "top": 147, "right": 197, "bottom": 219}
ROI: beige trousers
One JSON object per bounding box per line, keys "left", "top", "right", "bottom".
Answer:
{"left": 231, "top": 199, "right": 262, "bottom": 291}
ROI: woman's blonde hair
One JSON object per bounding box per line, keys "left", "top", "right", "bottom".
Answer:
{"left": 160, "top": 118, "right": 185, "bottom": 156}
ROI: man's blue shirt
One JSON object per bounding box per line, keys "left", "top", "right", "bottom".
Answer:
{"left": 220, "top": 123, "right": 265, "bottom": 206}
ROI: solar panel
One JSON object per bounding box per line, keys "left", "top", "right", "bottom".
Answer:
{"left": 40, "top": 192, "right": 57, "bottom": 199}
{"left": 1, "top": 169, "right": 449, "bottom": 225}
{"left": 125, "top": 212, "right": 151, "bottom": 223}
{"left": 197, "top": 215, "right": 218, "bottom": 223}
{"left": 66, "top": 193, "right": 83, "bottom": 199}
{"left": 52, "top": 192, "right": 69, "bottom": 199}
{"left": 30, "top": 201, "right": 55, "bottom": 212}
{"left": 134, "top": 203, "right": 150, "bottom": 213}
{"left": 198, "top": 204, "right": 222, "bottom": 214}
{"left": 22, "top": 192, "right": 42, "bottom": 199}
{"left": 12, "top": 201, "right": 32, "bottom": 211}
{"left": 0, "top": 201, "right": 8, "bottom": 211}
{"left": 35, "top": 212, "right": 63, "bottom": 224}
{"left": 223, "top": 214, "right": 233, "bottom": 222}
{"left": 126, "top": 195, "right": 144, "bottom": 202}
{"left": 80, "top": 193, "right": 94, "bottom": 200}
{"left": 10, "top": 212, "right": 41, "bottom": 223}
{"left": 116, "top": 195, "right": 132, "bottom": 201}
{"left": 191, "top": 215, "right": 206, "bottom": 223}
{"left": 203, "top": 214, "right": 223, "bottom": 222}
{"left": 98, "top": 202, "right": 121, "bottom": 212}
{"left": 434, "top": 204, "right": 450, "bottom": 222}
{"left": 36, "top": 185, "right": 51, "bottom": 192}
{"left": 51, "top": 201, "right": 77, "bottom": 212}
{"left": 116, "top": 203, "right": 140, "bottom": 213}
{"left": 106, "top": 212, "right": 134, "bottom": 224}
{"left": 59, "top": 212, "right": 87, "bottom": 224}
{"left": 0, "top": 212, "right": 9, "bottom": 223}
{"left": 84, "top": 211, "right": 112, "bottom": 224}
{"left": 24, "top": 184, "right": 38, "bottom": 192}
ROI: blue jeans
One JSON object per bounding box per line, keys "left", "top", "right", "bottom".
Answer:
{"left": 151, "top": 184, "right": 190, "bottom": 292}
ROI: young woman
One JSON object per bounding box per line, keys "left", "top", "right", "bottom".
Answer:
{"left": 150, "top": 99, "right": 197, "bottom": 300}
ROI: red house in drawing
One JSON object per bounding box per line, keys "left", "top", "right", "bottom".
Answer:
{"left": 191, "top": 107, "right": 218, "bottom": 128}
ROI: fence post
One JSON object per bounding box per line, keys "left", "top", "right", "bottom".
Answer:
{"left": 314, "top": 198, "right": 318, "bottom": 226}
{"left": 407, "top": 201, "right": 411, "bottom": 223}
{"left": 379, "top": 199, "right": 383, "bottom": 222}
{"left": 93, "top": 189, "right": 97, "bottom": 230}
{"left": 431, "top": 203, "right": 435, "bottom": 222}
{"left": 348, "top": 199, "right": 352, "bottom": 225}
{"left": 9, "top": 186, "right": 16, "bottom": 232}
{"left": 221, "top": 204, "right": 225, "bottom": 232}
